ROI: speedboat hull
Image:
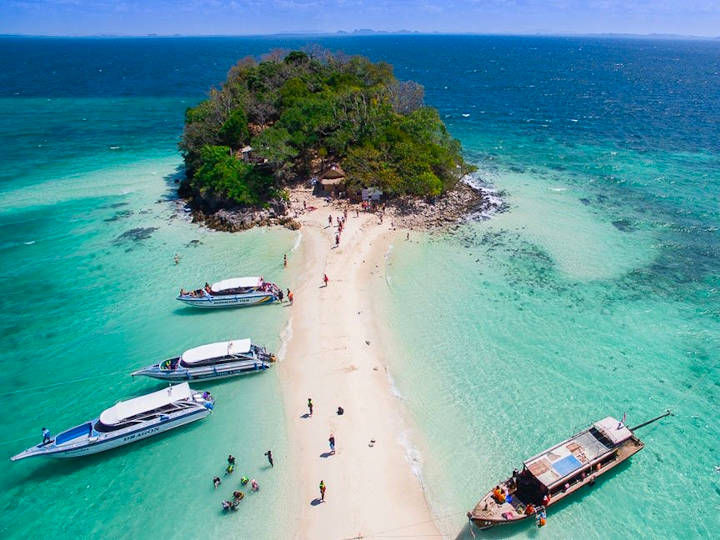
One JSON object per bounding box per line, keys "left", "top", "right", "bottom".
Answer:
{"left": 41, "top": 409, "right": 209, "bottom": 459}
{"left": 11, "top": 386, "right": 214, "bottom": 461}
{"left": 176, "top": 292, "right": 277, "bottom": 309}
{"left": 133, "top": 360, "right": 271, "bottom": 382}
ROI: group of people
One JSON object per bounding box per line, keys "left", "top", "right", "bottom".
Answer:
{"left": 216, "top": 453, "right": 262, "bottom": 513}
{"left": 329, "top": 211, "right": 348, "bottom": 248}
{"left": 305, "top": 397, "right": 346, "bottom": 503}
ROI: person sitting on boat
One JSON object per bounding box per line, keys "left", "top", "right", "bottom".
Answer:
{"left": 524, "top": 504, "right": 536, "bottom": 515}
{"left": 542, "top": 493, "right": 551, "bottom": 507}
{"left": 492, "top": 486, "right": 505, "bottom": 503}
{"left": 204, "top": 283, "right": 212, "bottom": 294}
{"left": 41, "top": 427, "right": 51, "bottom": 445}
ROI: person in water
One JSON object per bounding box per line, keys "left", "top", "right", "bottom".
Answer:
{"left": 41, "top": 427, "right": 51, "bottom": 445}
{"left": 222, "top": 500, "right": 232, "bottom": 511}
{"left": 241, "top": 476, "right": 249, "bottom": 486}
{"left": 283, "top": 254, "right": 287, "bottom": 267}
{"left": 213, "top": 476, "right": 221, "bottom": 489}
{"left": 251, "top": 479, "right": 259, "bottom": 492}
{"left": 287, "top": 289, "right": 294, "bottom": 304}
{"left": 319, "top": 480, "right": 326, "bottom": 501}
{"left": 233, "top": 490, "right": 244, "bottom": 501}
{"left": 264, "top": 450, "right": 273, "bottom": 467}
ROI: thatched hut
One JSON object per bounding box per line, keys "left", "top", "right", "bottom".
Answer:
{"left": 318, "top": 164, "right": 346, "bottom": 196}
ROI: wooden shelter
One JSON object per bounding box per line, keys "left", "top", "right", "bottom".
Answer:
{"left": 318, "top": 165, "right": 346, "bottom": 196}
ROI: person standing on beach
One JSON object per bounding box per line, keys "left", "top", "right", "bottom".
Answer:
{"left": 323, "top": 274, "right": 329, "bottom": 287}
{"left": 264, "top": 450, "right": 273, "bottom": 467}
{"left": 307, "top": 397, "right": 313, "bottom": 416}
{"left": 328, "top": 215, "right": 332, "bottom": 226}
{"left": 328, "top": 433, "right": 335, "bottom": 454}
{"left": 319, "top": 480, "right": 326, "bottom": 501}
{"left": 335, "top": 234, "right": 340, "bottom": 247}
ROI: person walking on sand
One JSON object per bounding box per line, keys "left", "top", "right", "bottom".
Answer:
{"left": 335, "top": 234, "right": 340, "bottom": 247}
{"left": 307, "top": 397, "right": 313, "bottom": 416}
{"left": 323, "top": 273, "right": 328, "bottom": 287}
{"left": 328, "top": 215, "right": 332, "bottom": 226}
{"left": 319, "top": 480, "right": 326, "bottom": 501}
{"left": 264, "top": 450, "right": 274, "bottom": 467}
{"left": 328, "top": 433, "right": 335, "bottom": 454}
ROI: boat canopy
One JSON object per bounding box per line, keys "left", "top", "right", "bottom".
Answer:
{"left": 523, "top": 423, "right": 617, "bottom": 489}
{"left": 99, "top": 383, "right": 192, "bottom": 426}
{"left": 211, "top": 277, "right": 261, "bottom": 292}
{"left": 593, "top": 416, "right": 632, "bottom": 445}
{"left": 181, "top": 339, "right": 252, "bottom": 364}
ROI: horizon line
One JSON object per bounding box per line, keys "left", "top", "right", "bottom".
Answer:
{"left": 1, "top": 31, "right": 719, "bottom": 41}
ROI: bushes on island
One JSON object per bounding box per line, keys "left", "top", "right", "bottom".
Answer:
{"left": 180, "top": 49, "right": 475, "bottom": 207}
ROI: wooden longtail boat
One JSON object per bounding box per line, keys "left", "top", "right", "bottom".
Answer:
{"left": 467, "top": 411, "right": 671, "bottom": 530}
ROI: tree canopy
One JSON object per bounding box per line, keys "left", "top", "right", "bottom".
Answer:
{"left": 180, "top": 49, "right": 475, "bottom": 207}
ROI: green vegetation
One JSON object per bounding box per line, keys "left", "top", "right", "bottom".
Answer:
{"left": 180, "top": 49, "right": 475, "bottom": 207}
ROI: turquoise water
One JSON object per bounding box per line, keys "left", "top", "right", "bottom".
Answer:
{"left": 0, "top": 110, "right": 298, "bottom": 537}
{"left": 2, "top": 36, "right": 719, "bottom": 538}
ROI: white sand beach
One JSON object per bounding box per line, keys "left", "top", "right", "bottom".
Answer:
{"left": 277, "top": 189, "right": 439, "bottom": 539}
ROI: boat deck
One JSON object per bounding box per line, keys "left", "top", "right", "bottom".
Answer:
{"left": 470, "top": 437, "right": 644, "bottom": 528}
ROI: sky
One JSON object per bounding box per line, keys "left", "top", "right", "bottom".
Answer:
{"left": 1, "top": 0, "right": 719, "bottom": 37}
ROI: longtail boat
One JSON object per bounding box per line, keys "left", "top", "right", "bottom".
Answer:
{"left": 467, "top": 411, "right": 671, "bottom": 530}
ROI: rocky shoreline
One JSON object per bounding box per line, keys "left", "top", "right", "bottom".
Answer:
{"left": 183, "top": 176, "right": 504, "bottom": 233}
{"left": 386, "top": 178, "right": 505, "bottom": 229}
{"left": 190, "top": 206, "right": 301, "bottom": 232}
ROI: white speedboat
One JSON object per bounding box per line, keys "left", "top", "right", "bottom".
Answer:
{"left": 11, "top": 383, "right": 214, "bottom": 461}
{"left": 177, "top": 276, "right": 281, "bottom": 309}
{"left": 132, "top": 338, "right": 276, "bottom": 382}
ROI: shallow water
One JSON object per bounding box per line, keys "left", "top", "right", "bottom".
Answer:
{"left": 2, "top": 35, "right": 719, "bottom": 538}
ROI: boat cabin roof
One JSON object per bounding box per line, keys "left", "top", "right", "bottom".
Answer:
{"left": 181, "top": 339, "right": 252, "bottom": 364}
{"left": 99, "top": 383, "right": 192, "bottom": 426}
{"left": 211, "top": 277, "right": 261, "bottom": 292}
{"left": 523, "top": 417, "right": 628, "bottom": 490}
{"left": 593, "top": 416, "right": 632, "bottom": 445}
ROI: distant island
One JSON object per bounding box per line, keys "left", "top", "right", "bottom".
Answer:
{"left": 179, "top": 49, "right": 477, "bottom": 229}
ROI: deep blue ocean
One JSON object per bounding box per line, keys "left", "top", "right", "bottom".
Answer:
{"left": 1, "top": 35, "right": 719, "bottom": 538}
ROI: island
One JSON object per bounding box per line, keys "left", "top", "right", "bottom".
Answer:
{"left": 179, "top": 49, "right": 482, "bottom": 230}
